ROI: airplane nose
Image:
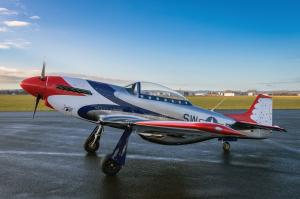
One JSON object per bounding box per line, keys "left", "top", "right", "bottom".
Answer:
{"left": 20, "top": 76, "right": 46, "bottom": 98}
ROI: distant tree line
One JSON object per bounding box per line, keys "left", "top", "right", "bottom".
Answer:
{"left": 177, "top": 90, "right": 300, "bottom": 96}
{"left": 0, "top": 89, "right": 27, "bottom": 95}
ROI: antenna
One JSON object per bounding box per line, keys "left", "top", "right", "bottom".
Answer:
{"left": 211, "top": 97, "right": 226, "bottom": 111}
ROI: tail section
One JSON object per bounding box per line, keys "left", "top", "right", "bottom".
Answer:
{"left": 227, "top": 94, "right": 272, "bottom": 126}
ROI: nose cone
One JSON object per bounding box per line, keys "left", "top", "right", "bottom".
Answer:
{"left": 20, "top": 76, "right": 46, "bottom": 97}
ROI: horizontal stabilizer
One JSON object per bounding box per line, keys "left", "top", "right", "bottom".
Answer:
{"left": 233, "top": 121, "right": 286, "bottom": 132}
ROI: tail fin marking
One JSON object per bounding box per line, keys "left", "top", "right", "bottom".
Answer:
{"left": 226, "top": 94, "right": 272, "bottom": 126}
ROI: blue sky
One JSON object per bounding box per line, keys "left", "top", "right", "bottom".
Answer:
{"left": 0, "top": 0, "right": 299, "bottom": 90}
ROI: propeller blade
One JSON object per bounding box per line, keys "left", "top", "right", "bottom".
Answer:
{"left": 33, "top": 94, "right": 41, "bottom": 119}
{"left": 41, "top": 61, "right": 46, "bottom": 80}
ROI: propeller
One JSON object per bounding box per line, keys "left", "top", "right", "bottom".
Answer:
{"left": 33, "top": 94, "right": 42, "bottom": 119}
{"left": 41, "top": 61, "right": 46, "bottom": 80}
{"left": 32, "top": 61, "right": 46, "bottom": 119}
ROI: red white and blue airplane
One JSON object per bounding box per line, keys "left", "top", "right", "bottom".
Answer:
{"left": 20, "top": 63, "right": 286, "bottom": 176}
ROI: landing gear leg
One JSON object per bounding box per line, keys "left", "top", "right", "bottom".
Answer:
{"left": 223, "top": 141, "right": 230, "bottom": 152}
{"left": 84, "top": 125, "right": 103, "bottom": 153}
{"left": 101, "top": 127, "right": 132, "bottom": 176}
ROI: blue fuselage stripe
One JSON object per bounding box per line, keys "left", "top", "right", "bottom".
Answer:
{"left": 77, "top": 81, "right": 176, "bottom": 120}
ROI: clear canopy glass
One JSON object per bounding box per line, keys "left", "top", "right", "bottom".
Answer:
{"left": 125, "top": 81, "right": 187, "bottom": 101}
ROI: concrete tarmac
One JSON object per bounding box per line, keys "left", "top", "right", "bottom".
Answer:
{"left": 0, "top": 110, "right": 299, "bottom": 199}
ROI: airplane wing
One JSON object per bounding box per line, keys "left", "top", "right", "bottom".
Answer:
{"left": 99, "top": 115, "right": 245, "bottom": 145}
{"left": 134, "top": 121, "right": 245, "bottom": 137}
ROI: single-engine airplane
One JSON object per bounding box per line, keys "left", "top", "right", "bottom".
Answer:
{"left": 20, "top": 63, "right": 286, "bottom": 176}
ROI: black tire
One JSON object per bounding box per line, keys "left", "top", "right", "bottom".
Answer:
{"left": 101, "top": 155, "right": 122, "bottom": 176}
{"left": 84, "top": 133, "right": 99, "bottom": 153}
{"left": 223, "top": 141, "right": 230, "bottom": 152}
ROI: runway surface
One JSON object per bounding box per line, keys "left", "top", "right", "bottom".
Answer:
{"left": 0, "top": 110, "right": 299, "bottom": 199}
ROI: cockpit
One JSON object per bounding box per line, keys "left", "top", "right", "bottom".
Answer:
{"left": 125, "top": 81, "right": 191, "bottom": 105}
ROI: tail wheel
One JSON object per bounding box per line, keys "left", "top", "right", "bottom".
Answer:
{"left": 223, "top": 141, "right": 230, "bottom": 152}
{"left": 101, "top": 155, "right": 122, "bottom": 176}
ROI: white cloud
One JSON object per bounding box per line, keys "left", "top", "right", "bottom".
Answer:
{"left": 0, "top": 66, "right": 39, "bottom": 84}
{"left": 0, "top": 66, "right": 38, "bottom": 76}
{"left": 4, "top": 20, "right": 31, "bottom": 27}
{"left": 0, "top": 39, "right": 31, "bottom": 49}
{"left": 0, "top": 43, "right": 10, "bottom": 49}
{"left": 0, "top": 7, "right": 18, "bottom": 15}
{"left": 0, "top": 27, "right": 8, "bottom": 32}
{"left": 29, "top": 15, "right": 40, "bottom": 20}
{"left": 0, "top": 66, "right": 130, "bottom": 88}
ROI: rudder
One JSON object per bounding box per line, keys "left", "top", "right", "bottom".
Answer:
{"left": 227, "top": 94, "right": 272, "bottom": 126}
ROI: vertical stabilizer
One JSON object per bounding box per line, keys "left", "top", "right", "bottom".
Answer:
{"left": 226, "top": 94, "right": 272, "bottom": 126}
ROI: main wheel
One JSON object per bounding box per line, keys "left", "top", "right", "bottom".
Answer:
{"left": 84, "top": 133, "right": 99, "bottom": 153}
{"left": 223, "top": 141, "right": 230, "bottom": 152}
{"left": 101, "top": 155, "right": 122, "bottom": 176}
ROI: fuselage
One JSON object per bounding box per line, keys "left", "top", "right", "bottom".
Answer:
{"left": 20, "top": 75, "right": 271, "bottom": 139}
{"left": 22, "top": 76, "right": 234, "bottom": 124}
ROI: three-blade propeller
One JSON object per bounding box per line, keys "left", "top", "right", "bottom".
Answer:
{"left": 32, "top": 62, "right": 46, "bottom": 119}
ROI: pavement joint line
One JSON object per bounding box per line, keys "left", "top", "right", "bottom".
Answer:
{"left": 0, "top": 150, "right": 218, "bottom": 163}
{"left": 0, "top": 150, "right": 274, "bottom": 169}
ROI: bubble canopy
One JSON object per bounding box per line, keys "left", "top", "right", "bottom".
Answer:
{"left": 125, "top": 81, "right": 189, "bottom": 102}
